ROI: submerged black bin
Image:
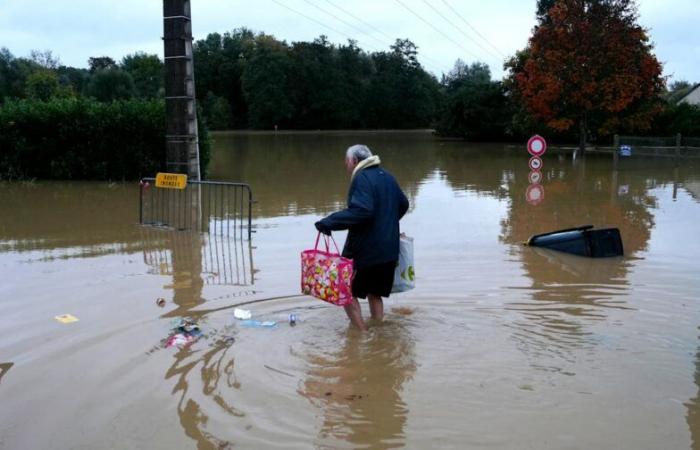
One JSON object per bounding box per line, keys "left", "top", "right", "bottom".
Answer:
{"left": 525, "top": 225, "right": 624, "bottom": 257}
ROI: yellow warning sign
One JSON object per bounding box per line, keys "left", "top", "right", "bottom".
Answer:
{"left": 155, "top": 172, "right": 188, "bottom": 189}
{"left": 55, "top": 314, "right": 79, "bottom": 324}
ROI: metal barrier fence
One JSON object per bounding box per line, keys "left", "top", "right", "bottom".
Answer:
{"left": 139, "top": 178, "right": 254, "bottom": 240}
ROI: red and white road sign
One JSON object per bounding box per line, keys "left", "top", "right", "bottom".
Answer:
{"left": 529, "top": 156, "right": 543, "bottom": 171}
{"left": 526, "top": 183, "right": 545, "bottom": 206}
{"left": 527, "top": 135, "right": 547, "bottom": 156}
{"left": 528, "top": 170, "right": 542, "bottom": 184}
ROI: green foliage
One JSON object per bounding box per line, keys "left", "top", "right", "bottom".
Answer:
{"left": 194, "top": 30, "right": 441, "bottom": 130}
{"left": 202, "top": 92, "right": 233, "bottom": 130}
{"left": 0, "top": 49, "right": 42, "bottom": 101}
{"left": 88, "top": 56, "right": 117, "bottom": 73}
{"left": 364, "top": 40, "right": 440, "bottom": 129}
{"left": 57, "top": 66, "right": 90, "bottom": 95}
{"left": 194, "top": 28, "right": 255, "bottom": 129}
{"left": 0, "top": 98, "right": 166, "bottom": 180}
{"left": 435, "top": 61, "right": 513, "bottom": 141}
{"left": 85, "top": 69, "right": 137, "bottom": 102}
{"left": 121, "top": 52, "right": 164, "bottom": 99}
{"left": 25, "top": 70, "right": 61, "bottom": 101}
{"left": 241, "top": 34, "right": 294, "bottom": 129}
{"left": 646, "top": 103, "right": 700, "bottom": 137}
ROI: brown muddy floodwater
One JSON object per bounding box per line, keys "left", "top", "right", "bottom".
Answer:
{"left": 1, "top": 130, "right": 700, "bottom": 449}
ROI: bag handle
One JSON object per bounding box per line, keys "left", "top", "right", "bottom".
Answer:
{"left": 314, "top": 232, "right": 341, "bottom": 254}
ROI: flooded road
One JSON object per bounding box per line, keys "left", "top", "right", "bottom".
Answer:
{"left": 1, "top": 131, "right": 700, "bottom": 449}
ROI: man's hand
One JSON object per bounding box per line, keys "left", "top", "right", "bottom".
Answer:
{"left": 315, "top": 221, "right": 331, "bottom": 236}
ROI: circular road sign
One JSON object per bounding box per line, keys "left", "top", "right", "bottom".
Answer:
{"left": 528, "top": 170, "right": 542, "bottom": 184}
{"left": 526, "top": 183, "right": 545, "bottom": 206}
{"left": 527, "top": 135, "right": 547, "bottom": 156}
{"left": 529, "top": 156, "right": 543, "bottom": 171}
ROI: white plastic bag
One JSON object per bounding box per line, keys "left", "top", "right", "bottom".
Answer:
{"left": 392, "top": 234, "right": 415, "bottom": 293}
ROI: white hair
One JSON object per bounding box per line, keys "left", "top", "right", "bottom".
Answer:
{"left": 345, "top": 144, "right": 372, "bottom": 162}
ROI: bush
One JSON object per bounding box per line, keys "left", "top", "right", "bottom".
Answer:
{"left": 0, "top": 98, "right": 211, "bottom": 180}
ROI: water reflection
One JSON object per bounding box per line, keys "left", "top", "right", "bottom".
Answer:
{"left": 142, "top": 229, "right": 254, "bottom": 287}
{"left": 0, "top": 181, "right": 141, "bottom": 256}
{"left": 688, "top": 331, "right": 700, "bottom": 450}
{"left": 301, "top": 321, "right": 416, "bottom": 449}
{"left": 164, "top": 330, "right": 241, "bottom": 450}
{"left": 144, "top": 227, "right": 250, "bottom": 449}
{"left": 495, "top": 158, "right": 659, "bottom": 365}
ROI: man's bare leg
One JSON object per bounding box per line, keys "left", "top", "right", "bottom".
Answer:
{"left": 368, "top": 294, "right": 384, "bottom": 321}
{"left": 344, "top": 297, "right": 366, "bottom": 331}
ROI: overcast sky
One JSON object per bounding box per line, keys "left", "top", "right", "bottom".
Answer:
{"left": 1, "top": 0, "right": 697, "bottom": 83}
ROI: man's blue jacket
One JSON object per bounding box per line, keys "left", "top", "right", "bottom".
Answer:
{"left": 319, "top": 166, "right": 409, "bottom": 269}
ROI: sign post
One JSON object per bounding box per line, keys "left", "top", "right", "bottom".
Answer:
{"left": 527, "top": 135, "right": 547, "bottom": 157}
{"left": 526, "top": 135, "right": 547, "bottom": 206}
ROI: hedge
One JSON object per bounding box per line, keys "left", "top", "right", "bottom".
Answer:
{"left": 0, "top": 98, "right": 210, "bottom": 180}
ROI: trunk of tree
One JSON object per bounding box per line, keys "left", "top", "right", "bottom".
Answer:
{"left": 578, "top": 116, "right": 587, "bottom": 155}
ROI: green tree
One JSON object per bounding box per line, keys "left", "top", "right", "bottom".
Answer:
{"left": 287, "top": 36, "right": 359, "bottom": 128}
{"left": 25, "top": 70, "right": 61, "bottom": 100}
{"left": 241, "top": 34, "right": 293, "bottom": 128}
{"left": 0, "top": 50, "right": 43, "bottom": 101}
{"left": 0, "top": 48, "right": 15, "bottom": 101}
{"left": 121, "top": 52, "right": 163, "bottom": 98}
{"left": 86, "top": 69, "right": 136, "bottom": 102}
{"left": 88, "top": 56, "right": 117, "bottom": 73}
{"left": 435, "top": 60, "right": 512, "bottom": 140}
{"left": 57, "top": 66, "right": 90, "bottom": 95}
{"left": 194, "top": 28, "right": 256, "bottom": 128}
{"left": 365, "top": 39, "right": 439, "bottom": 128}
{"left": 202, "top": 91, "right": 233, "bottom": 129}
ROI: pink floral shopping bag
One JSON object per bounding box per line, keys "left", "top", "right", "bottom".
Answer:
{"left": 301, "top": 233, "right": 354, "bottom": 306}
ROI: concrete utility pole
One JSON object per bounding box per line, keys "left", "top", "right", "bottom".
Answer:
{"left": 163, "top": 0, "right": 200, "bottom": 180}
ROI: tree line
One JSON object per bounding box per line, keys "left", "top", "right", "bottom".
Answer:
{"left": 1, "top": 0, "right": 699, "bottom": 148}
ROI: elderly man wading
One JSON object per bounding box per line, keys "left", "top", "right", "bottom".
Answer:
{"left": 315, "top": 145, "right": 409, "bottom": 330}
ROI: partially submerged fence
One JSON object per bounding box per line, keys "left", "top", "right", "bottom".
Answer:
{"left": 611, "top": 134, "right": 700, "bottom": 169}
{"left": 615, "top": 134, "right": 700, "bottom": 158}
{"left": 139, "top": 178, "right": 254, "bottom": 240}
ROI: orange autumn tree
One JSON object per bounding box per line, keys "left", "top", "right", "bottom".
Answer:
{"left": 505, "top": 0, "right": 665, "bottom": 152}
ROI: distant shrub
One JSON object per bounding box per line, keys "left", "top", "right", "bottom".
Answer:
{"left": 0, "top": 98, "right": 210, "bottom": 180}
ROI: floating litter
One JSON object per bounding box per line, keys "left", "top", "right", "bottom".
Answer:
{"left": 55, "top": 314, "right": 79, "bottom": 324}
{"left": 234, "top": 308, "right": 252, "bottom": 320}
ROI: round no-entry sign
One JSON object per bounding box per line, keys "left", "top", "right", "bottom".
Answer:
{"left": 527, "top": 135, "right": 547, "bottom": 156}
{"left": 529, "top": 156, "right": 543, "bottom": 171}
{"left": 528, "top": 170, "right": 542, "bottom": 184}
{"left": 526, "top": 183, "right": 545, "bottom": 205}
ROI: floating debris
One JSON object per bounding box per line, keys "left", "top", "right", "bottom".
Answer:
{"left": 165, "top": 317, "right": 202, "bottom": 349}
{"left": 264, "top": 364, "right": 295, "bottom": 377}
{"left": 239, "top": 320, "right": 277, "bottom": 329}
{"left": 233, "top": 308, "right": 252, "bottom": 320}
{"left": 55, "top": 314, "right": 79, "bottom": 324}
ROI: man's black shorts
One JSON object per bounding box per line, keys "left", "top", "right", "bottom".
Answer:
{"left": 351, "top": 261, "right": 397, "bottom": 299}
